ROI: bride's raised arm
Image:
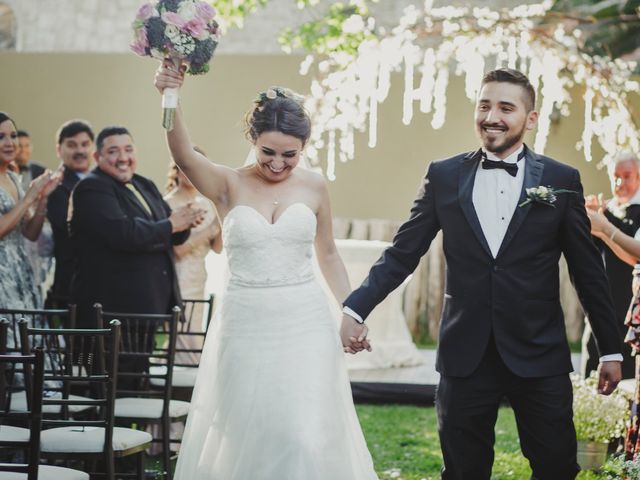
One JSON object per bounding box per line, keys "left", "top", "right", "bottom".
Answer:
{"left": 154, "top": 60, "right": 236, "bottom": 211}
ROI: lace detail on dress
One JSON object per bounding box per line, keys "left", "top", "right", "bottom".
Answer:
{"left": 222, "top": 203, "right": 317, "bottom": 288}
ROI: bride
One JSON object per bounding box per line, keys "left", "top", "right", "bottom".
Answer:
{"left": 154, "top": 62, "right": 378, "bottom": 479}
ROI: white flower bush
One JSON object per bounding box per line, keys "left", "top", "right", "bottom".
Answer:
{"left": 572, "top": 373, "right": 630, "bottom": 443}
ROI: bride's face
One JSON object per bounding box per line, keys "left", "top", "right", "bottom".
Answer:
{"left": 254, "top": 131, "right": 303, "bottom": 182}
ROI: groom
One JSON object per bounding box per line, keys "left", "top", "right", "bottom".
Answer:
{"left": 341, "top": 68, "right": 622, "bottom": 479}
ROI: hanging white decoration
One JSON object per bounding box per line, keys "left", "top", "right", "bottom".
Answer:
{"left": 300, "top": 0, "right": 639, "bottom": 179}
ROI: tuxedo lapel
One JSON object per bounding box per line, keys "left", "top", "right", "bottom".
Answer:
{"left": 458, "top": 150, "right": 493, "bottom": 258}
{"left": 496, "top": 149, "right": 544, "bottom": 258}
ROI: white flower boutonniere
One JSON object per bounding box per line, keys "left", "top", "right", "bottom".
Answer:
{"left": 519, "top": 185, "right": 576, "bottom": 208}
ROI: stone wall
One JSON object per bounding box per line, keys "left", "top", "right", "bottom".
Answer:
{"left": 2, "top": 0, "right": 530, "bottom": 54}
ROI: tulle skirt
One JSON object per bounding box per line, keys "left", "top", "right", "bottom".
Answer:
{"left": 174, "top": 279, "right": 378, "bottom": 480}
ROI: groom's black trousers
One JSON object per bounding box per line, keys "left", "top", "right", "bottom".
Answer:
{"left": 435, "top": 336, "right": 580, "bottom": 480}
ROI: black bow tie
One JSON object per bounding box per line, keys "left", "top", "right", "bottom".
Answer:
{"left": 481, "top": 150, "right": 525, "bottom": 177}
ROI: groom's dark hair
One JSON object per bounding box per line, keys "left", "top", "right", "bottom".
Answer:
{"left": 481, "top": 68, "right": 536, "bottom": 112}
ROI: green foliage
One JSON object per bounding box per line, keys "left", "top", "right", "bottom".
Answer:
{"left": 599, "top": 453, "right": 640, "bottom": 479}
{"left": 549, "top": 0, "right": 640, "bottom": 60}
{"left": 213, "top": 0, "right": 269, "bottom": 29}
{"left": 356, "top": 404, "right": 621, "bottom": 479}
{"left": 278, "top": 2, "right": 375, "bottom": 58}
{"left": 214, "top": 0, "right": 638, "bottom": 69}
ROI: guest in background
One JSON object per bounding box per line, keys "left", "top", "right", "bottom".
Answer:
{"left": 0, "top": 112, "right": 60, "bottom": 312}
{"left": 14, "top": 130, "right": 45, "bottom": 191}
{"left": 13, "top": 129, "right": 53, "bottom": 298}
{"left": 165, "top": 152, "right": 222, "bottom": 364}
{"left": 69, "top": 125, "right": 204, "bottom": 327}
{"left": 46, "top": 120, "right": 95, "bottom": 307}
{"left": 586, "top": 202, "right": 640, "bottom": 457}
{"left": 582, "top": 151, "right": 640, "bottom": 380}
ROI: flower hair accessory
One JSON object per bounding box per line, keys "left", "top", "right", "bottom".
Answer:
{"left": 254, "top": 87, "right": 303, "bottom": 111}
{"left": 519, "top": 185, "right": 576, "bottom": 208}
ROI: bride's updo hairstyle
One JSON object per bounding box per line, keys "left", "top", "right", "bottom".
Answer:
{"left": 244, "top": 86, "right": 311, "bottom": 146}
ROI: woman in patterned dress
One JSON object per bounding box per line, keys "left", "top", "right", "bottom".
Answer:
{"left": 0, "top": 112, "right": 60, "bottom": 315}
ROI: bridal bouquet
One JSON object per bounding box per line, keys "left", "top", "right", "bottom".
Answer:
{"left": 131, "top": 0, "right": 220, "bottom": 129}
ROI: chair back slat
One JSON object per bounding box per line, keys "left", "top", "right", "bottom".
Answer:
{"left": 174, "top": 295, "right": 214, "bottom": 369}
{"left": 95, "top": 304, "right": 180, "bottom": 416}
{"left": 0, "top": 320, "right": 45, "bottom": 480}
{"left": 0, "top": 306, "right": 77, "bottom": 354}
{"left": 17, "top": 319, "right": 121, "bottom": 471}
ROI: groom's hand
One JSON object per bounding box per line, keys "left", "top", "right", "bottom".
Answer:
{"left": 597, "top": 361, "right": 622, "bottom": 395}
{"left": 340, "top": 315, "right": 372, "bottom": 354}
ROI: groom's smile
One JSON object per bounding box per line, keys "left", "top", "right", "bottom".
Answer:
{"left": 474, "top": 81, "right": 538, "bottom": 159}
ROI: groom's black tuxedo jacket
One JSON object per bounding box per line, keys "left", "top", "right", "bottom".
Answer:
{"left": 344, "top": 147, "right": 620, "bottom": 378}
{"left": 69, "top": 168, "right": 188, "bottom": 327}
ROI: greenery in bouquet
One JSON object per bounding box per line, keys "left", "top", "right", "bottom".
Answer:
{"left": 131, "top": 0, "right": 220, "bottom": 75}
{"left": 572, "top": 373, "right": 630, "bottom": 444}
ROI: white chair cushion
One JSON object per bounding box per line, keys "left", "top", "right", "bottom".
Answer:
{"left": 0, "top": 464, "right": 89, "bottom": 480}
{"left": 40, "top": 426, "right": 152, "bottom": 453}
{"left": 10, "top": 391, "right": 93, "bottom": 415}
{"left": 149, "top": 365, "right": 198, "bottom": 388}
{"left": 114, "top": 398, "right": 190, "bottom": 420}
{"left": 0, "top": 426, "right": 29, "bottom": 443}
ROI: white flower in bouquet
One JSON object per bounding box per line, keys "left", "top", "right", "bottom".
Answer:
{"left": 177, "top": 0, "right": 198, "bottom": 21}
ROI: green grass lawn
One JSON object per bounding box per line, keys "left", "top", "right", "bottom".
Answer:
{"left": 356, "top": 404, "right": 612, "bottom": 480}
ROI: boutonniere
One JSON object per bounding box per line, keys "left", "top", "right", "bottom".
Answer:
{"left": 519, "top": 186, "right": 576, "bottom": 208}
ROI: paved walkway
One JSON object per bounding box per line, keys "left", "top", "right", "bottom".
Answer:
{"left": 348, "top": 349, "right": 582, "bottom": 386}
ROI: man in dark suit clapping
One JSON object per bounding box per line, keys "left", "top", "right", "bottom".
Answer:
{"left": 69, "top": 126, "right": 204, "bottom": 326}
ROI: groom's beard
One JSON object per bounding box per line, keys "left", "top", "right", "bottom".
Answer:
{"left": 479, "top": 121, "right": 527, "bottom": 155}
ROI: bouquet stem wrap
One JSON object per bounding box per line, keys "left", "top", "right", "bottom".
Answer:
{"left": 162, "top": 86, "right": 179, "bottom": 131}
{"left": 162, "top": 57, "right": 183, "bottom": 131}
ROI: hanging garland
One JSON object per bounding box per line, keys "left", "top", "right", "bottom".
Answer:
{"left": 297, "top": 0, "right": 639, "bottom": 180}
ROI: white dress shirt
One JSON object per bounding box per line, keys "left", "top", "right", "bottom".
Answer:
{"left": 473, "top": 146, "right": 525, "bottom": 258}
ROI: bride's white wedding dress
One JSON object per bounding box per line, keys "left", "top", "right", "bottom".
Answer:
{"left": 174, "top": 202, "right": 378, "bottom": 480}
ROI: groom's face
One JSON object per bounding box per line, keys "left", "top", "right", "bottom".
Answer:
{"left": 474, "top": 82, "right": 538, "bottom": 159}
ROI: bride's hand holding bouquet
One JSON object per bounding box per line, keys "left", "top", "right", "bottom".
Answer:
{"left": 131, "top": 0, "right": 220, "bottom": 130}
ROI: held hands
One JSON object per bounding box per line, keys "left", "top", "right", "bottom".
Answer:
{"left": 597, "top": 361, "right": 621, "bottom": 395}
{"left": 169, "top": 202, "right": 206, "bottom": 233}
{"left": 154, "top": 59, "right": 186, "bottom": 94}
{"left": 340, "top": 314, "right": 372, "bottom": 354}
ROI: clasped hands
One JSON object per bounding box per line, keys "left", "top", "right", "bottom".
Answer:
{"left": 340, "top": 314, "right": 372, "bottom": 355}
{"left": 169, "top": 202, "right": 206, "bottom": 233}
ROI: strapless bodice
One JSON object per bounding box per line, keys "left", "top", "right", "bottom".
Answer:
{"left": 222, "top": 203, "right": 317, "bottom": 287}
